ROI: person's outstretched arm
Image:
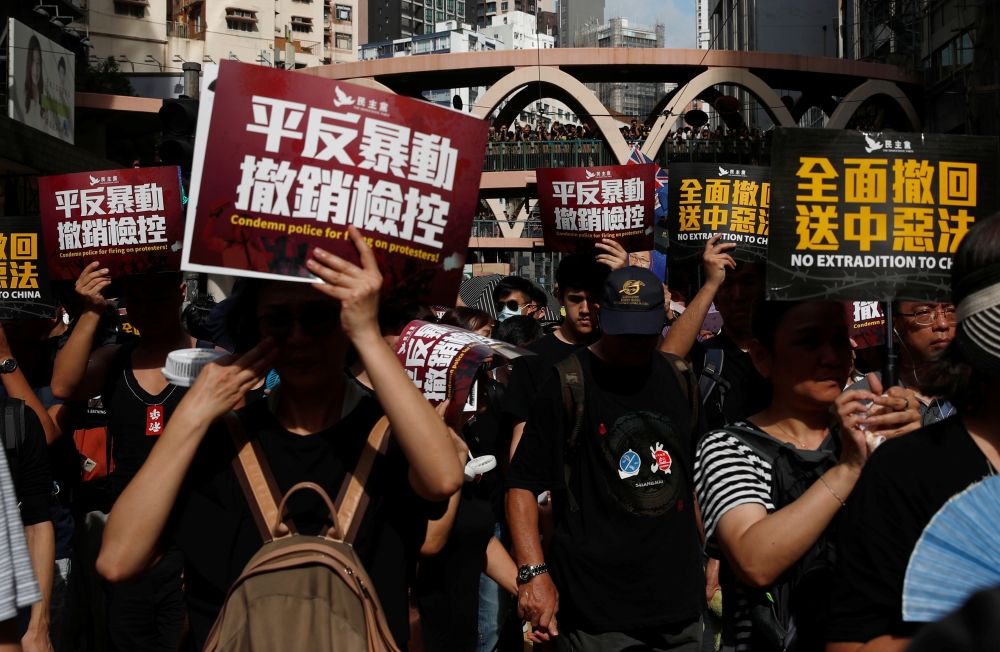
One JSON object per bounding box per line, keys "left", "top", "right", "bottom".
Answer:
{"left": 661, "top": 235, "right": 735, "bottom": 359}
{"left": 306, "top": 227, "right": 464, "bottom": 503}
{"left": 96, "top": 340, "right": 277, "bottom": 583}
{"left": 51, "top": 262, "right": 116, "bottom": 402}
{"left": 0, "top": 325, "right": 60, "bottom": 445}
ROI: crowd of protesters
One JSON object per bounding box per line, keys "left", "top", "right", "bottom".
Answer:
{"left": 0, "top": 213, "right": 997, "bottom": 652}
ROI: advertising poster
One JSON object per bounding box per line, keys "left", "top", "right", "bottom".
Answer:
{"left": 7, "top": 18, "right": 74, "bottom": 144}
{"left": 767, "top": 128, "right": 998, "bottom": 301}
{"left": 396, "top": 320, "right": 531, "bottom": 425}
{"left": 843, "top": 301, "right": 886, "bottom": 349}
{"left": 38, "top": 167, "right": 185, "bottom": 280}
{"left": 182, "top": 61, "right": 489, "bottom": 306}
{"left": 537, "top": 164, "right": 655, "bottom": 254}
{"left": 667, "top": 162, "right": 771, "bottom": 264}
{"left": 0, "top": 216, "right": 57, "bottom": 319}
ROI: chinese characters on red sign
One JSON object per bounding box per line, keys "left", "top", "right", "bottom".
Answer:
{"left": 38, "top": 167, "right": 184, "bottom": 281}
{"left": 767, "top": 129, "right": 998, "bottom": 301}
{"left": 182, "top": 61, "right": 489, "bottom": 306}
{"left": 536, "top": 164, "right": 656, "bottom": 254}
{"left": 843, "top": 301, "right": 886, "bottom": 349}
{"left": 396, "top": 320, "right": 530, "bottom": 426}
{"left": 668, "top": 163, "right": 771, "bottom": 264}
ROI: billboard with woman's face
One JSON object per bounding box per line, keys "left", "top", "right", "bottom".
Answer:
{"left": 7, "top": 19, "right": 74, "bottom": 144}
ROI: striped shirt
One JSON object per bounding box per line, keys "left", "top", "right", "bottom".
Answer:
{"left": 694, "top": 424, "right": 775, "bottom": 652}
{"left": 0, "top": 445, "right": 41, "bottom": 621}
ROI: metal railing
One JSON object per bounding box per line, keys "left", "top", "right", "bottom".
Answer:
{"left": 480, "top": 139, "right": 773, "bottom": 171}
{"left": 657, "top": 139, "right": 772, "bottom": 167}
{"left": 471, "top": 219, "right": 543, "bottom": 238}
{"left": 482, "top": 140, "right": 614, "bottom": 171}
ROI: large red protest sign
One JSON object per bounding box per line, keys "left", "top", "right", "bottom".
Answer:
{"left": 182, "top": 61, "right": 489, "bottom": 306}
{"left": 38, "top": 167, "right": 184, "bottom": 280}
{"left": 536, "top": 164, "right": 656, "bottom": 254}
{"left": 396, "top": 320, "right": 530, "bottom": 425}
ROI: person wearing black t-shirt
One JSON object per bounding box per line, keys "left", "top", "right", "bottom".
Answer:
{"left": 660, "top": 235, "right": 764, "bottom": 431}
{"left": 827, "top": 216, "right": 1000, "bottom": 652}
{"left": 502, "top": 254, "right": 611, "bottom": 461}
{"left": 51, "top": 267, "right": 203, "bottom": 652}
{"left": 507, "top": 267, "right": 706, "bottom": 651}
{"left": 95, "top": 227, "right": 464, "bottom": 651}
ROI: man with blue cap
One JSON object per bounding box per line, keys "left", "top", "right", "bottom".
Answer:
{"left": 506, "top": 266, "right": 707, "bottom": 652}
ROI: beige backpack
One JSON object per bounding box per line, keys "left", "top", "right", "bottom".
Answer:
{"left": 203, "top": 412, "right": 402, "bottom": 652}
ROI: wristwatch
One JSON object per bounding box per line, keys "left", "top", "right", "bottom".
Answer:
{"left": 0, "top": 358, "right": 17, "bottom": 374}
{"left": 517, "top": 563, "right": 549, "bottom": 584}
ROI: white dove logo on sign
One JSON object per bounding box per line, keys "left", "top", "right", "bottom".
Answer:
{"left": 718, "top": 166, "right": 729, "bottom": 176}
{"left": 864, "top": 134, "right": 884, "bottom": 154}
{"left": 89, "top": 175, "right": 101, "bottom": 186}
{"left": 333, "top": 86, "right": 354, "bottom": 107}
{"left": 585, "top": 170, "right": 596, "bottom": 179}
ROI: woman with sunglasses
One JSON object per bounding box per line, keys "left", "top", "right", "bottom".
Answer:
{"left": 96, "top": 227, "right": 465, "bottom": 650}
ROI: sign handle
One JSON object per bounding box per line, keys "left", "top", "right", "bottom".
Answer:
{"left": 882, "top": 302, "right": 898, "bottom": 390}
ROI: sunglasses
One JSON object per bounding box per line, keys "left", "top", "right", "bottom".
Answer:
{"left": 495, "top": 300, "right": 537, "bottom": 313}
{"left": 257, "top": 308, "right": 340, "bottom": 340}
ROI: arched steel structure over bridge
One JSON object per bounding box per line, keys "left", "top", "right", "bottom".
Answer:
{"left": 301, "top": 49, "right": 922, "bottom": 248}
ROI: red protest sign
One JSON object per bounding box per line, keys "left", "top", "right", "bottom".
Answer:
{"left": 182, "top": 61, "right": 489, "bottom": 306}
{"left": 38, "top": 167, "right": 184, "bottom": 280}
{"left": 396, "top": 320, "right": 531, "bottom": 425}
{"left": 536, "top": 164, "right": 655, "bottom": 254}
{"left": 843, "top": 301, "right": 886, "bottom": 349}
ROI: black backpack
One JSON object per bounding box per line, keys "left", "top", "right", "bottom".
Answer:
{"left": 554, "top": 350, "right": 699, "bottom": 512}
{"left": 721, "top": 423, "right": 841, "bottom": 652}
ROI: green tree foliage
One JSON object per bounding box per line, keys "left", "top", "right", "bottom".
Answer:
{"left": 75, "top": 57, "right": 136, "bottom": 96}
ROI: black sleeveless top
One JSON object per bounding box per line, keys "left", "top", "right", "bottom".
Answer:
{"left": 105, "top": 339, "right": 189, "bottom": 500}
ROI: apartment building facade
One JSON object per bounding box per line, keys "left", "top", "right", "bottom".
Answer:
{"left": 70, "top": 0, "right": 356, "bottom": 88}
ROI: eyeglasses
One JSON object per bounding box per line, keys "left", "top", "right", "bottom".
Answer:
{"left": 257, "top": 309, "right": 340, "bottom": 340}
{"left": 898, "top": 307, "right": 957, "bottom": 326}
{"left": 495, "top": 300, "right": 537, "bottom": 313}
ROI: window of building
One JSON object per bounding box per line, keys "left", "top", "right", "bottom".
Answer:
{"left": 415, "top": 38, "right": 432, "bottom": 53}
{"left": 457, "top": 1, "right": 463, "bottom": 14}
{"left": 486, "top": 2, "right": 495, "bottom": 12}
{"left": 436, "top": 34, "right": 449, "bottom": 48}
{"left": 335, "top": 31, "right": 352, "bottom": 49}
{"left": 335, "top": 3, "right": 351, "bottom": 20}
{"left": 113, "top": 0, "right": 147, "bottom": 17}
{"left": 225, "top": 7, "right": 258, "bottom": 30}
{"left": 446, "top": 0, "right": 454, "bottom": 10}
{"left": 292, "top": 0, "right": 312, "bottom": 4}
{"left": 291, "top": 15, "right": 313, "bottom": 31}
{"left": 500, "top": 2, "right": 506, "bottom": 9}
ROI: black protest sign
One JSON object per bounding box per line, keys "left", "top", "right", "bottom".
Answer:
{"left": 668, "top": 162, "right": 771, "bottom": 264}
{"left": 0, "top": 216, "right": 57, "bottom": 319}
{"left": 767, "top": 128, "right": 998, "bottom": 301}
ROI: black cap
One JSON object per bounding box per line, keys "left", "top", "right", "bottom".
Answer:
{"left": 599, "top": 267, "right": 665, "bottom": 336}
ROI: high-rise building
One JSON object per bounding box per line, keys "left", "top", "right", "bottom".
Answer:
{"left": 708, "top": 0, "right": 839, "bottom": 57}
{"left": 482, "top": 10, "right": 553, "bottom": 50}
{"left": 575, "top": 18, "right": 667, "bottom": 119}
{"left": 696, "top": 0, "right": 710, "bottom": 50}
{"left": 558, "top": 0, "right": 602, "bottom": 47}
{"left": 63, "top": 0, "right": 355, "bottom": 92}
{"left": 706, "top": 0, "right": 839, "bottom": 128}
{"left": 918, "top": 0, "right": 997, "bottom": 136}
{"left": 471, "top": 0, "right": 536, "bottom": 29}
{"left": 370, "top": 0, "right": 466, "bottom": 40}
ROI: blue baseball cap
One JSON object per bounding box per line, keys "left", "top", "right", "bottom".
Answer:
{"left": 599, "top": 267, "right": 666, "bottom": 336}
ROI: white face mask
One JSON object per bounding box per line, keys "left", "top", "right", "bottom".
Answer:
{"left": 496, "top": 306, "right": 521, "bottom": 322}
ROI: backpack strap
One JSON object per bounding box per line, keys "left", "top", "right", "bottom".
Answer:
{"left": 334, "top": 415, "right": 392, "bottom": 544}
{"left": 699, "top": 343, "right": 731, "bottom": 407}
{"left": 224, "top": 411, "right": 295, "bottom": 543}
{"left": 660, "top": 352, "right": 700, "bottom": 434}
{"left": 555, "top": 354, "right": 586, "bottom": 513}
{"left": 3, "top": 397, "right": 26, "bottom": 454}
